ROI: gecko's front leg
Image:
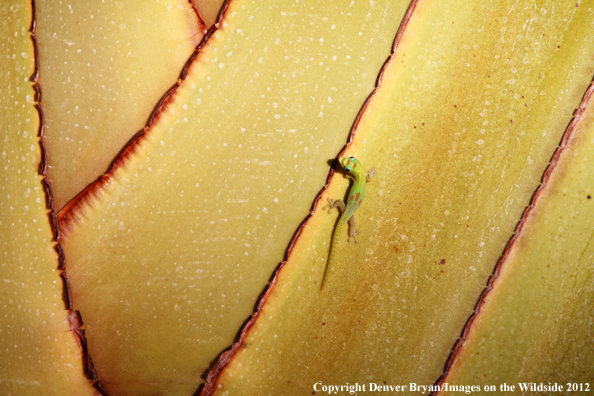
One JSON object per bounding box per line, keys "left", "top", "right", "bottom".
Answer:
{"left": 323, "top": 198, "right": 345, "bottom": 214}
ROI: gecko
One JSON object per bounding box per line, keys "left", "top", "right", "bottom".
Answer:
{"left": 320, "top": 156, "right": 376, "bottom": 290}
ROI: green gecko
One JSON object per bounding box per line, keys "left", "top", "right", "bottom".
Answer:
{"left": 320, "top": 156, "right": 376, "bottom": 290}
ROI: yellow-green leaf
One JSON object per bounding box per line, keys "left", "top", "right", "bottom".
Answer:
{"left": 439, "top": 85, "right": 594, "bottom": 392}
{"left": 37, "top": 0, "right": 204, "bottom": 210}
{"left": 58, "top": 1, "right": 409, "bottom": 395}
{"left": 203, "top": 1, "right": 594, "bottom": 394}
{"left": 0, "top": 2, "right": 98, "bottom": 394}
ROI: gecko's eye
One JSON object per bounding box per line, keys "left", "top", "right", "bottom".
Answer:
{"left": 350, "top": 156, "right": 355, "bottom": 160}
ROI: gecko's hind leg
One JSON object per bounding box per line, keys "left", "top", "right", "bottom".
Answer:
{"left": 347, "top": 216, "right": 359, "bottom": 243}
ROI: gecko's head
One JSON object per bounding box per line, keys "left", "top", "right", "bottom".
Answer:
{"left": 338, "top": 156, "right": 361, "bottom": 175}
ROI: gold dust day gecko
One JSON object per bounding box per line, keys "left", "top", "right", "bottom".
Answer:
{"left": 320, "top": 156, "right": 376, "bottom": 290}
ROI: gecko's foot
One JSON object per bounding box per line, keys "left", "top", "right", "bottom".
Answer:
{"left": 323, "top": 198, "right": 335, "bottom": 213}
{"left": 348, "top": 230, "right": 360, "bottom": 244}
{"left": 366, "top": 168, "right": 377, "bottom": 182}
{"left": 324, "top": 198, "right": 345, "bottom": 214}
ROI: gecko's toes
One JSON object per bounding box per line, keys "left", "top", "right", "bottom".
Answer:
{"left": 349, "top": 230, "right": 360, "bottom": 244}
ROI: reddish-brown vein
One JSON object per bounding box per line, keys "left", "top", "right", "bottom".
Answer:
{"left": 31, "top": 0, "right": 108, "bottom": 394}
{"left": 199, "top": 1, "right": 420, "bottom": 394}
{"left": 431, "top": 78, "right": 594, "bottom": 394}
{"left": 55, "top": 1, "right": 228, "bottom": 235}
{"left": 35, "top": 1, "right": 218, "bottom": 393}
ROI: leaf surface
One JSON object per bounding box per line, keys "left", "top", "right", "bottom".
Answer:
{"left": 203, "top": 1, "right": 594, "bottom": 394}
{"left": 0, "top": 2, "right": 98, "bottom": 394}
{"left": 439, "top": 83, "right": 594, "bottom": 392}
{"left": 58, "top": 0, "right": 409, "bottom": 395}
{"left": 37, "top": 0, "right": 204, "bottom": 210}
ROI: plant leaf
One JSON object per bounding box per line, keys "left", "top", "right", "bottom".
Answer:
{"left": 439, "top": 84, "right": 594, "bottom": 391}
{"left": 58, "top": 0, "right": 410, "bottom": 395}
{"left": 203, "top": 1, "right": 594, "bottom": 393}
{"left": 0, "top": 2, "right": 98, "bottom": 394}
{"left": 37, "top": 0, "right": 204, "bottom": 210}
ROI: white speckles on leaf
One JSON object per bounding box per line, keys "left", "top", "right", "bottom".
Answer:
{"left": 56, "top": 0, "right": 409, "bottom": 393}
{"left": 37, "top": 0, "right": 201, "bottom": 210}
{"left": 0, "top": 1, "right": 96, "bottom": 393}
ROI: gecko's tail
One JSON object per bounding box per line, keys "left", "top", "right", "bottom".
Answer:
{"left": 320, "top": 220, "right": 346, "bottom": 290}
